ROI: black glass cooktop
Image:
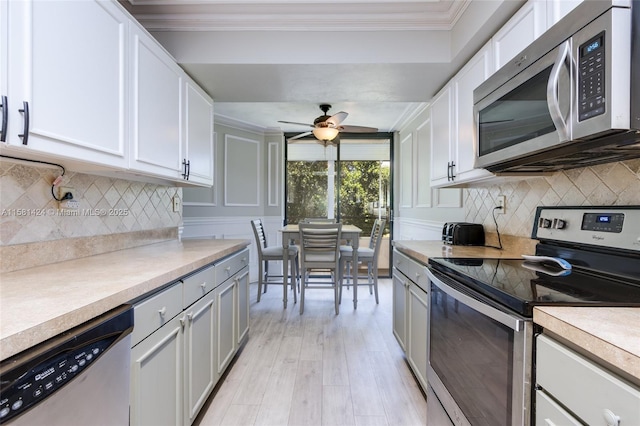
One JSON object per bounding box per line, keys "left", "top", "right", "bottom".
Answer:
{"left": 428, "top": 257, "right": 640, "bottom": 317}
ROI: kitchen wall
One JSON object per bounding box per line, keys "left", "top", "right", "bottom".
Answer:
{"left": 0, "top": 160, "right": 181, "bottom": 272}
{"left": 465, "top": 159, "right": 640, "bottom": 239}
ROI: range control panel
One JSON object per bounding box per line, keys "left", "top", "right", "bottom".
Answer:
{"left": 533, "top": 207, "right": 640, "bottom": 252}
{"left": 0, "top": 337, "right": 113, "bottom": 423}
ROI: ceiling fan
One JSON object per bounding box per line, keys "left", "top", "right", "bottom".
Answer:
{"left": 279, "top": 104, "right": 378, "bottom": 146}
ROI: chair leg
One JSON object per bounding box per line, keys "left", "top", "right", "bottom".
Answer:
{"left": 372, "top": 263, "right": 379, "bottom": 304}
{"left": 338, "top": 257, "right": 344, "bottom": 304}
{"left": 368, "top": 263, "right": 374, "bottom": 295}
{"left": 263, "top": 261, "right": 269, "bottom": 293}
{"left": 291, "top": 257, "right": 297, "bottom": 304}
{"left": 257, "top": 259, "right": 264, "bottom": 302}
{"left": 299, "top": 268, "right": 306, "bottom": 314}
{"left": 334, "top": 277, "right": 339, "bottom": 315}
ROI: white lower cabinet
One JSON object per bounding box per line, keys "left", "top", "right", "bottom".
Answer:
{"left": 130, "top": 248, "right": 249, "bottom": 426}
{"left": 392, "top": 249, "right": 429, "bottom": 393}
{"left": 184, "top": 292, "right": 217, "bottom": 425}
{"left": 535, "top": 334, "right": 640, "bottom": 426}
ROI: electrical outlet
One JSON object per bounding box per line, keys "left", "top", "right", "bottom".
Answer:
{"left": 59, "top": 186, "right": 74, "bottom": 201}
{"left": 172, "top": 195, "right": 180, "bottom": 212}
{"left": 496, "top": 195, "right": 506, "bottom": 214}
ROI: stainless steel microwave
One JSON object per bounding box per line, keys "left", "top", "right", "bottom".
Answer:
{"left": 473, "top": 0, "right": 640, "bottom": 173}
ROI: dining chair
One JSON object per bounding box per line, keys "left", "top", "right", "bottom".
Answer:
{"left": 298, "top": 222, "right": 342, "bottom": 314}
{"left": 339, "top": 218, "right": 386, "bottom": 307}
{"left": 250, "top": 219, "right": 299, "bottom": 305}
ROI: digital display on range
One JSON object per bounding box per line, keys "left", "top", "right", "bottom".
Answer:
{"left": 581, "top": 213, "right": 624, "bottom": 233}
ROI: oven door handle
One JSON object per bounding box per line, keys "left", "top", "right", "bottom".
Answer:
{"left": 427, "top": 269, "right": 525, "bottom": 332}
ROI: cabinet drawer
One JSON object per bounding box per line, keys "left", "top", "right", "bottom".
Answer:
{"left": 535, "top": 390, "right": 581, "bottom": 426}
{"left": 536, "top": 334, "right": 640, "bottom": 425}
{"left": 410, "top": 262, "right": 429, "bottom": 293}
{"left": 215, "top": 248, "right": 249, "bottom": 284}
{"left": 393, "top": 250, "right": 412, "bottom": 278}
{"left": 183, "top": 264, "right": 216, "bottom": 308}
{"left": 132, "top": 282, "right": 183, "bottom": 347}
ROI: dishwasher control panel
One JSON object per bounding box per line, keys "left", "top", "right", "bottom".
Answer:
{"left": 0, "top": 336, "right": 114, "bottom": 423}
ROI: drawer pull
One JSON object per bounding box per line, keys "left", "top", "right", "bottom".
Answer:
{"left": 200, "top": 282, "right": 207, "bottom": 291}
{"left": 187, "top": 312, "right": 194, "bottom": 322}
{"left": 241, "top": 257, "right": 247, "bottom": 263}
{"left": 225, "top": 266, "right": 231, "bottom": 273}
{"left": 158, "top": 307, "right": 167, "bottom": 317}
{"left": 603, "top": 409, "right": 620, "bottom": 426}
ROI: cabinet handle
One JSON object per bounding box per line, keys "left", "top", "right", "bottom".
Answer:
{"left": 182, "top": 159, "right": 190, "bottom": 180}
{"left": 200, "top": 282, "right": 207, "bottom": 291}
{"left": 187, "top": 312, "right": 194, "bottom": 322}
{"left": 603, "top": 409, "right": 620, "bottom": 426}
{"left": 158, "top": 306, "right": 167, "bottom": 317}
{"left": 241, "top": 257, "right": 247, "bottom": 263}
{"left": 18, "top": 101, "right": 29, "bottom": 145}
{"left": 450, "top": 161, "right": 456, "bottom": 180}
{"left": 0, "top": 95, "right": 7, "bottom": 142}
{"left": 179, "top": 315, "right": 186, "bottom": 328}
{"left": 225, "top": 266, "right": 231, "bottom": 274}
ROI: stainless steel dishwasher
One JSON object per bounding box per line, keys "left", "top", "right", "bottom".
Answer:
{"left": 0, "top": 305, "right": 133, "bottom": 425}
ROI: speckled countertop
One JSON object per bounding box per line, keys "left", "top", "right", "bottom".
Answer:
{"left": 0, "top": 239, "right": 250, "bottom": 361}
{"left": 393, "top": 239, "right": 640, "bottom": 385}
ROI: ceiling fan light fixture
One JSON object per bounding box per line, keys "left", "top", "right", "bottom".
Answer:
{"left": 312, "top": 127, "right": 339, "bottom": 142}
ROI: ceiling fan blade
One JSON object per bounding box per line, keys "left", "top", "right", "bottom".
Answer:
{"left": 338, "top": 125, "right": 378, "bottom": 133}
{"left": 287, "top": 131, "right": 312, "bottom": 142}
{"left": 278, "top": 120, "right": 314, "bottom": 128}
{"left": 325, "top": 111, "right": 348, "bottom": 127}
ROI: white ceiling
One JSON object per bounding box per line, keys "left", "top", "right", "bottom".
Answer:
{"left": 123, "top": 0, "right": 524, "bottom": 135}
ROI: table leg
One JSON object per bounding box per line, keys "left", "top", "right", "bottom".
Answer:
{"left": 282, "top": 238, "right": 289, "bottom": 309}
{"left": 352, "top": 235, "right": 358, "bottom": 310}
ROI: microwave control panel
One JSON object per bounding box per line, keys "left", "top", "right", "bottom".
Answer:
{"left": 578, "top": 32, "right": 606, "bottom": 121}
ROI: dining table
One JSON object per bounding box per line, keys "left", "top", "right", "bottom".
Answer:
{"left": 279, "top": 223, "right": 362, "bottom": 310}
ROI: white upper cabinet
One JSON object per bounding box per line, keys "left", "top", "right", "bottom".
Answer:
{"left": 546, "top": 0, "right": 583, "bottom": 27}
{"left": 129, "top": 22, "right": 184, "bottom": 180}
{"left": 183, "top": 78, "right": 214, "bottom": 186}
{"left": 430, "top": 43, "right": 494, "bottom": 188}
{"left": 492, "top": 0, "right": 547, "bottom": 70}
{"left": 2, "top": 0, "right": 129, "bottom": 167}
{"left": 1, "top": 0, "right": 214, "bottom": 187}
{"left": 429, "top": 85, "right": 453, "bottom": 184}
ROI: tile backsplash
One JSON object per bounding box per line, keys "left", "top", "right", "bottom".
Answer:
{"left": 465, "top": 160, "right": 640, "bottom": 238}
{"left": 1, "top": 162, "right": 182, "bottom": 246}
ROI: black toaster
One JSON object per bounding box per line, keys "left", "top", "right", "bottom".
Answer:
{"left": 442, "top": 222, "right": 485, "bottom": 246}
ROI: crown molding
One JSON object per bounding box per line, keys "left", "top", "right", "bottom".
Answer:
{"left": 124, "top": 1, "right": 471, "bottom": 32}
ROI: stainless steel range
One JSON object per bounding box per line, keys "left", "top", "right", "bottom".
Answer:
{"left": 426, "top": 206, "right": 640, "bottom": 426}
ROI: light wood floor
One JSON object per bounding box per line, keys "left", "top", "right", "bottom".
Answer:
{"left": 194, "top": 278, "right": 428, "bottom": 426}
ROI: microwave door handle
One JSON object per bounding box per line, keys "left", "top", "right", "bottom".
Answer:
{"left": 547, "top": 41, "right": 571, "bottom": 141}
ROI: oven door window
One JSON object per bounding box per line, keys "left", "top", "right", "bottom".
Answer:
{"left": 430, "top": 283, "right": 515, "bottom": 426}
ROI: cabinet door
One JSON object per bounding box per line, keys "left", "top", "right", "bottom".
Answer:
{"left": 407, "top": 282, "right": 428, "bottom": 393}
{"left": 392, "top": 270, "right": 408, "bottom": 351}
{"left": 4, "top": 0, "right": 128, "bottom": 167}
{"left": 429, "top": 85, "right": 453, "bottom": 184}
{"left": 216, "top": 278, "right": 237, "bottom": 373}
{"left": 235, "top": 268, "right": 250, "bottom": 346}
{"left": 130, "top": 313, "right": 184, "bottom": 426}
{"left": 130, "top": 22, "right": 183, "bottom": 180}
{"left": 492, "top": 0, "right": 547, "bottom": 70}
{"left": 184, "top": 292, "right": 217, "bottom": 425}
{"left": 452, "top": 43, "right": 494, "bottom": 184}
{"left": 184, "top": 79, "right": 214, "bottom": 186}
{"left": 546, "top": 0, "right": 583, "bottom": 27}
